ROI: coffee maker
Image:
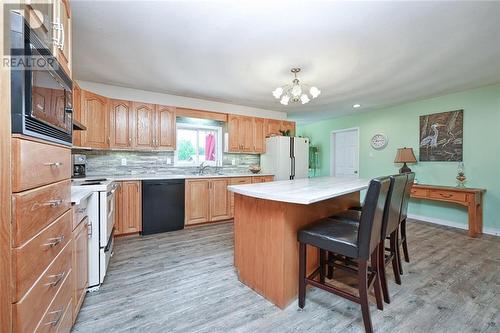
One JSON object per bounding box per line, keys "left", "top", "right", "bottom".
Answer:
{"left": 72, "top": 154, "right": 86, "bottom": 178}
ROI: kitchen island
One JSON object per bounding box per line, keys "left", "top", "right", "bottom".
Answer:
{"left": 228, "top": 177, "right": 369, "bottom": 309}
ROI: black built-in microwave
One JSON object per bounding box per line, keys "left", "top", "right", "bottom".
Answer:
{"left": 10, "top": 11, "right": 73, "bottom": 146}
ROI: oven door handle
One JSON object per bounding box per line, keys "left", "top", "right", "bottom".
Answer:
{"left": 104, "top": 228, "right": 115, "bottom": 252}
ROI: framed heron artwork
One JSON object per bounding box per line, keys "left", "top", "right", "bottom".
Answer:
{"left": 419, "top": 109, "right": 463, "bottom": 161}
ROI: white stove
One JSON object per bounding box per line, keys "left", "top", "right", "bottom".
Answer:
{"left": 72, "top": 178, "right": 118, "bottom": 290}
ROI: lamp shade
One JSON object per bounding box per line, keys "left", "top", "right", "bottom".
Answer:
{"left": 394, "top": 147, "right": 417, "bottom": 163}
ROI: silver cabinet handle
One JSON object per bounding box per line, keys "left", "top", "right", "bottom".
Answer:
{"left": 44, "top": 308, "right": 64, "bottom": 327}
{"left": 44, "top": 162, "right": 63, "bottom": 167}
{"left": 43, "top": 199, "right": 63, "bottom": 207}
{"left": 76, "top": 207, "right": 86, "bottom": 213}
{"left": 59, "top": 22, "right": 65, "bottom": 51}
{"left": 51, "top": 21, "right": 61, "bottom": 48}
{"left": 44, "top": 235, "right": 64, "bottom": 247}
{"left": 87, "top": 221, "right": 92, "bottom": 237}
{"left": 45, "top": 272, "right": 65, "bottom": 287}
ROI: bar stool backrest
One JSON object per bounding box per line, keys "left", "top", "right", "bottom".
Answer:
{"left": 382, "top": 174, "right": 408, "bottom": 239}
{"left": 400, "top": 172, "right": 415, "bottom": 222}
{"left": 357, "top": 177, "right": 391, "bottom": 260}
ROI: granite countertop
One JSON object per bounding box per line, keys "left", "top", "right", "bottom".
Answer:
{"left": 228, "top": 177, "right": 369, "bottom": 205}
{"left": 71, "top": 187, "right": 94, "bottom": 205}
{"left": 76, "top": 173, "right": 274, "bottom": 182}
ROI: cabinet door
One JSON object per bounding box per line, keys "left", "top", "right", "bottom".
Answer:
{"left": 209, "top": 179, "right": 231, "bottom": 222}
{"left": 72, "top": 82, "right": 81, "bottom": 146}
{"left": 55, "top": 0, "right": 71, "bottom": 77}
{"left": 31, "top": 87, "right": 53, "bottom": 126}
{"left": 156, "top": 105, "right": 176, "bottom": 150}
{"left": 227, "top": 114, "right": 240, "bottom": 152}
{"left": 132, "top": 102, "right": 156, "bottom": 149}
{"left": 229, "top": 177, "right": 252, "bottom": 217}
{"left": 109, "top": 99, "right": 132, "bottom": 148}
{"left": 240, "top": 116, "right": 254, "bottom": 152}
{"left": 73, "top": 217, "right": 88, "bottom": 317}
{"left": 121, "top": 181, "right": 142, "bottom": 234}
{"left": 81, "top": 90, "right": 109, "bottom": 148}
{"left": 185, "top": 180, "right": 209, "bottom": 225}
{"left": 253, "top": 118, "right": 265, "bottom": 153}
{"left": 114, "top": 182, "right": 123, "bottom": 235}
{"left": 282, "top": 121, "right": 296, "bottom": 136}
{"left": 266, "top": 119, "right": 282, "bottom": 137}
{"left": 26, "top": 2, "right": 55, "bottom": 52}
{"left": 51, "top": 89, "right": 68, "bottom": 133}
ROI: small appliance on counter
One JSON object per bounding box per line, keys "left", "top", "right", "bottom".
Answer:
{"left": 72, "top": 154, "right": 87, "bottom": 178}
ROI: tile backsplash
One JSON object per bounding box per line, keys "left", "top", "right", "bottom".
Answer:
{"left": 73, "top": 149, "right": 260, "bottom": 176}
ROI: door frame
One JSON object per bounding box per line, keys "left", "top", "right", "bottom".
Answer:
{"left": 330, "top": 127, "right": 360, "bottom": 178}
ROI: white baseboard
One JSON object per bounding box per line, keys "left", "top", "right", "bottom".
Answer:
{"left": 408, "top": 213, "right": 500, "bottom": 237}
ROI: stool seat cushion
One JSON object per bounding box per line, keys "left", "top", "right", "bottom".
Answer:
{"left": 298, "top": 218, "right": 359, "bottom": 258}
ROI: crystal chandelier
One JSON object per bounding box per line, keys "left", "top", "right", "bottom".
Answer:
{"left": 272, "top": 68, "right": 321, "bottom": 105}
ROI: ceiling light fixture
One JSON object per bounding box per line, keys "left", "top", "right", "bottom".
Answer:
{"left": 353, "top": 104, "right": 361, "bottom": 108}
{"left": 272, "top": 68, "right": 320, "bottom": 105}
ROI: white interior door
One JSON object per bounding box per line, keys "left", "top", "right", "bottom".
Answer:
{"left": 331, "top": 129, "right": 359, "bottom": 178}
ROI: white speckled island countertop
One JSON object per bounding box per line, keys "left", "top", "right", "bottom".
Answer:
{"left": 228, "top": 177, "right": 369, "bottom": 205}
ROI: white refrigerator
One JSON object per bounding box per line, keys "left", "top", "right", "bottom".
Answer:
{"left": 261, "top": 136, "right": 309, "bottom": 181}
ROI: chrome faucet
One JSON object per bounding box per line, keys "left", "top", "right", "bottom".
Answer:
{"left": 197, "top": 162, "right": 210, "bottom": 175}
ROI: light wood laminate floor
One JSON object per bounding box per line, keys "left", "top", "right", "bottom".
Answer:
{"left": 72, "top": 220, "right": 500, "bottom": 333}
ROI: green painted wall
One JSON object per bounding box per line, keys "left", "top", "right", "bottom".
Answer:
{"left": 297, "top": 84, "right": 500, "bottom": 231}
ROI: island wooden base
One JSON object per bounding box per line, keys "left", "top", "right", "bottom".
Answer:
{"left": 233, "top": 192, "right": 360, "bottom": 309}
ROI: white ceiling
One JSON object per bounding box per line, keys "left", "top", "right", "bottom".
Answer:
{"left": 72, "top": 1, "right": 500, "bottom": 123}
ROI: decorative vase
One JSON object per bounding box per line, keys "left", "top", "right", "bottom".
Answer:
{"left": 456, "top": 162, "right": 466, "bottom": 188}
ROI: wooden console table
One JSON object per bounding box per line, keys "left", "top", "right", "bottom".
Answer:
{"left": 410, "top": 184, "right": 486, "bottom": 237}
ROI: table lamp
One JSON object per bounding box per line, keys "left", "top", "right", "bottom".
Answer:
{"left": 394, "top": 147, "right": 417, "bottom": 173}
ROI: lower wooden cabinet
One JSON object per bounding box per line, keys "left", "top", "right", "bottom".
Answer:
{"left": 72, "top": 217, "right": 88, "bottom": 320}
{"left": 185, "top": 179, "right": 210, "bottom": 225}
{"left": 209, "top": 179, "right": 231, "bottom": 222}
{"left": 115, "top": 181, "right": 142, "bottom": 235}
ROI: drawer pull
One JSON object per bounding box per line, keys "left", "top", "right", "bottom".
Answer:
{"left": 76, "top": 207, "right": 87, "bottom": 213}
{"left": 44, "top": 308, "right": 64, "bottom": 327}
{"left": 43, "top": 162, "right": 63, "bottom": 167}
{"left": 44, "top": 235, "right": 64, "bottom": 247}
{"left": 43, "top": 199, "right": 63, "bottom": 207}
{"left": 45, "top": 272, "right": 66, "bottom": 287}
{"left": 439, "top": 193, "right": 453, "bottom": 198}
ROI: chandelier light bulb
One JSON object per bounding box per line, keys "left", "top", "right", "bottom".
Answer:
{"left": 272, "top": 87, "right": 283, "bottom": 99}
{"left": 280, "top": 95, "right": 290, "bottom": 105}
{"left": 291, "top": 84, "right": 302, "bottom": 98}
{"left": 310, "top": 86, "right": 321, "bottom": 98}
{"left": 300, "top": 94, "right": 310, "bottom": 104}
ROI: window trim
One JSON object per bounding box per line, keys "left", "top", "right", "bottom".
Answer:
{"left": 174, "top": 123, "right": 222, "bottom": 166}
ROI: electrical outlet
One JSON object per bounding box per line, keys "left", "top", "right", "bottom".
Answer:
{"left": 121, "top": 158, "right": 127, "bottom": 166}
{"left": 232, "top": 159, "right": 236, "bottom": 165}
{"left": 166, "top": 157, "right": 172, "bottom": 164}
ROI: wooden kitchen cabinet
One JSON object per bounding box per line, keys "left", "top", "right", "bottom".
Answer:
{"left": 155, "top": 105, "right": 176, "bottom": 150}
{"left": 253, "top": 118, "right": 266, "bottom": 153}
{"left": 81, "top": 90, "right": 109, "bottom": 148}
{"left": 229, "top": 177, "right": 252, "bottom": 217}
{"left": 72, "top": 82, "right": 82, "bottom": 146}
{"left": 132, "top": 102, "right": 156, "bottom": 150}
{"left": 109, "top": 99, "right": 133, "bottom": 149}
{"left": 251, "top": 176, "right": 275, "bottom": 183}
{"left": 266, "top": 119, "right": 282, "bottom": 137}
{"left": 185, "top": 180, "right": 210, "bottom": 225}
{"left": 209, "top": 179, "right": 231, "bottom": 221}
{"left": 72, "top": 216, "right": 88, "bottom": 319}
{"left": 240, "top": 116, "right": 254, "bottom": 152}
{"left": 228, "top": 114, "right": 241, "bottom": 152}
{"left": 115, "top": 181, "right": 142, "bottom": 235}
{"left": 54, "top": 0, "right": 71, "bottom": 77}
{"left": 281, "top": 120, "right": 296, "bottom": 136}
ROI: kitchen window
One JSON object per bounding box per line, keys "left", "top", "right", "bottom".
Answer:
{"left": 174, "top": 123, "right": 223, "bottom": 166}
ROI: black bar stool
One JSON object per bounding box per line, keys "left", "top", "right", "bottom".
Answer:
{"left": 297, "top": 177, "right": 391, "bottom": 333}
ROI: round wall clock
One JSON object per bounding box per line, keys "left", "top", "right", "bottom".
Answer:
{"left": 370, "top": 133, "right": 388, "bottom": 150}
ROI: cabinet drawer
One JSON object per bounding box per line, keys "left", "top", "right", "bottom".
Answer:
{"left": 12, "top": 180, "right": 71, "bottom": 246}
{"left": 12, "top": 210, "right": 72, "bottom": 301}
{"left": 230, "top": 177, "right": 252, "bottom": 185}
{"left": 34, "top": 270, "right": 73, "bottom": 333}
{"left": 429, "top": 190, "right": 467, "bottom": 202}
{"left": 72, "top": 196, "right": 89, "bottom": 230}
{"left": 12, "top": 138, "right": 71, "bottom": 192}
{"left": 410, "top": 187, "right": 428, "bottom": 198}
{"left": 13, "top": 242, "right": 72, "bottom": 333}
{"left": 251, "top": 177, "right": 266, "bottom": 183}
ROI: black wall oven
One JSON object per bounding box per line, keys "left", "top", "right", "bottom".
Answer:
{"left": 10, "top": 11, "right": 73, "bottom": 146}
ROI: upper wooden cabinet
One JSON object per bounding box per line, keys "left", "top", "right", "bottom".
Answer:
{"left": 228, "top": 115, "right": 240, "bottom": 152}
{"left": 109, "top": 99, "right": 133, "bottom": 149}
{"left": 72, "top": 82, "right": 81, "bottom": 146}
{"left": 253, "top": 118, "right": 265, "bottom": 153}
{"left": 155, "top": 105, "right": 176, "bottom": 150}
{"left": 80, "top": 90, "right": 109, "bottom": 148}
{"left": 54, "top": 0, "right": 71, "bottom": 77}
{"left": 266, "top": 119, "right": 282, "bottom": 137}
{"left": 282, "top": 121, "right": 296, "bottom": 136}
{"left": 132, "top": 102, "right": 156, "bottom": 149}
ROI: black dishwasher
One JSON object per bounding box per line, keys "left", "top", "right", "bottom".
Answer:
{"left": 142, "top": 179, "right": 185, "bottom": 235}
